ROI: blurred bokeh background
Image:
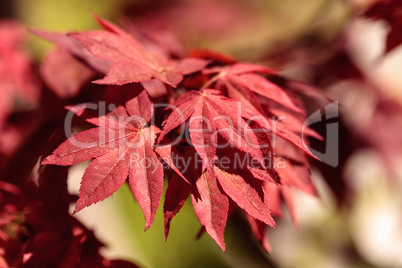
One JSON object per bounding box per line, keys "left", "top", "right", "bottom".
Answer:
{"left": 2, "top": 0, "right": 402, "bottom": 267}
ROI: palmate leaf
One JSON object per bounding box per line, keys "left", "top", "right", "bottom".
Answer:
{"left": 163, "top": 163, "right": 276, "bottom": 252}
{"left": 190, "top": 166, "right": 275, "bottom": 252}
{"left": 156, "top": 88, "right": 306, "bottom": 250}
{"left": 157, "top": 143, "right": 276, "bottom": 250}
{"left": 158, "top": 89, "right": 267, "bottom": 170}
{"left": 203, "top": 63, "right": 321, "bottom": 160}
{"left": 204, "top": 63, "right": 301, "bottom": 112}
{"left": 69, "top": 14, "right": 208, "bottom": 87}
{"left": 42, "top": 87, "right": 163, "bottom": 230}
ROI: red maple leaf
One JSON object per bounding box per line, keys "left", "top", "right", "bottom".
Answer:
{"left": 203, "top": 63, "right": 301, "bottom": 112}
{"left": 42, "top": 85, "right": 163, "bottom": 230}
{"left": 155, "top": 88, "right": 283, "bottom": 250}
{"left": 202, "top": 63, "right": 320, "bottom": 159}
{"left": 69, "top": 15, "right": 208, "bottom": 87}
{"left": 158, "top": 89, "right": 269, "bottom": 170}
{"left": 158, "top": 146, "right": 275, "bottom": 251}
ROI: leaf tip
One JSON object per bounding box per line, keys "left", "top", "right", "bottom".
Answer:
{"left": 91, "top": 78, "right": 109, "bottom": 85}
{"left": 164, "top": 218, "right": 171, "bottom": 241}
{"left": 73, "top": 199, "right": 86, "bottom": 214}
{"left": 144, "top": 220, "right": 153, "bottom": 232}
{"left": 40, "top": 155, "right": 53, "bottom": 165}
{"left": 218, "top": 242, "right": 226, "bottom": 252}
{"left": 164, "top": 230, "right": 169, "bottom": 242}
{"left": 89, "top": 10, "right": 100, "bottom": 20}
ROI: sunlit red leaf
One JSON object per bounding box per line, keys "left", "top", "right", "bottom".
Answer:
{"left": 42, "top": 87, "right": 163, "bottom": 229}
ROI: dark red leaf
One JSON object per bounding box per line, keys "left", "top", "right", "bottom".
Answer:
{"left": 246, "top": 215, "right": 271, "bottom": 253}
{"left": 163, "top": 175, "right": 192, "bottom": 240}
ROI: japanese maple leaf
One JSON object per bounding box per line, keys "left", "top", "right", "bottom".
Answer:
{"left": 42, "top": 87, "right": 163, "bottom": 229}
{"left": 202, "top": 63, "right": 321, "bottom": 160}
{"left": 69, "top": 14, "right": 207, "bottom": 87}
{"left": 204, "top": 63, "right": 301, "bottom": 112}
{"left": 162, "top": 163, "right": 275, "bottom": 251}
{"left": 158, "top": 89, "right": 268, "bottom": 171}
{"left": 158, "top": 146, "right": 275, "bottom": 251}
{"left": 199, "top": 166, "right": 276, "bottom": 251}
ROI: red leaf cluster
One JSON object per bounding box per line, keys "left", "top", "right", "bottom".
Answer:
{"left": 39, "top": 14, "right": 323, "bottom": 252}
